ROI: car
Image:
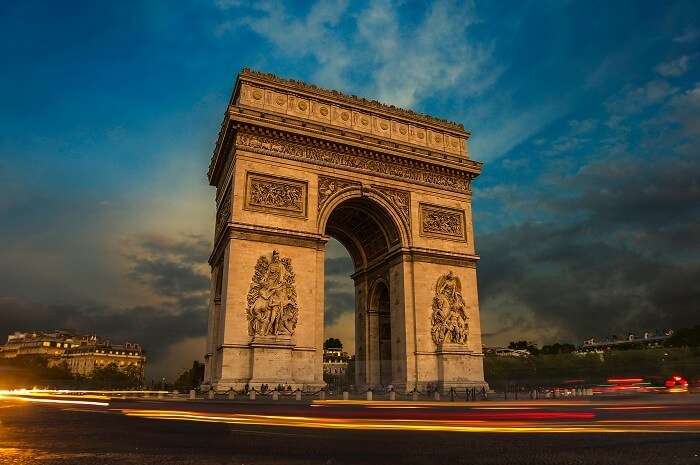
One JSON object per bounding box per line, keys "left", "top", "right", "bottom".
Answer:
{"left": 664, "top": 375, "right": 689, "bottom": 392}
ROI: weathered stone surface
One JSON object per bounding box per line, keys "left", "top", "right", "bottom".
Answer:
{"left": 202, "top": 69, "right": 487, "bottom": 393}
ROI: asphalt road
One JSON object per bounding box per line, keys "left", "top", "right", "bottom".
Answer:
{"left": 1, "top": 394, "right": 699, "bottom": 465}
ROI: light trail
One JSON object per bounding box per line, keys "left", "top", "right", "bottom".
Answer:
{"left": 2, "top": 389, "right": 699, "bottom": 434}
{"left": 119, "top": 408, "right": 700, "bottom": 434}
{"left": 0, "top": 395, "right": 109, "bottom": 407}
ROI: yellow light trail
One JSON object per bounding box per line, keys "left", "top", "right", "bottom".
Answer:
{"left": 0, "top": 394, "right": 109, "bottom": 407}
{"left": 119, "top": 408, "right": 700, "bottom": 434}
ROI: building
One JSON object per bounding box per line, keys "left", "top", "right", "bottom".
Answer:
{"left": 323, "top": 348, "right": 351, "bottom": 376}
{"left": 0, "top": 330, "right": 146, "bottom": 377}
{"left": 63, "top": 341, "right": 145, "bottom": 377}
{"left": 483, "top": 346, "right": 531, "bottom": 357}
{"left": 0, "top": 330, "right": 91, "bottom": 361}
{"left": 577, "top": 330, "right": 673, "bottom": 354}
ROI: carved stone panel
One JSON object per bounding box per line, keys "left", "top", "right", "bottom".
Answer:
{"left": 419, "top": 203, "right": 466, "bottom": 241}
{"left": 431, "top": 271, "right": 469, "bottom": 346}
{"left": 373, "top": 185, "right": 410, "bottom": 228}
{"left": 244, "top": 172, "right": 307, "bottom": 218}
{"left": 215, "top": 187, "right": 231, "bottom": 239}
{"left": 246, "top": 250, "right": 299, "bottom": 337}
{"left": 317, "top": 176, "right": 360, "bottom": 211}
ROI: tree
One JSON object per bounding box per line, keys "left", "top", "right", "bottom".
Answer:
{"left": 90, "top": 363, "right": 142, "bottom": 389}
{"left": 541, "top": 343, "right": 577, "bottom": 355}
{"left": 174, "top": 361, "right": 205, "bottom": 390}
{"left": 324, "top": 338, "right": 343, "bottom": 350}
{"left": 508, "top": 340, "right": 539, "bottom": 355}
{"left": 665, "top": 325, "right": 700, "bottom": 348}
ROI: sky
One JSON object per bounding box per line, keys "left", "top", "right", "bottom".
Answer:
{"left": 1, "top": 0, "right": 698, "bottom": 380}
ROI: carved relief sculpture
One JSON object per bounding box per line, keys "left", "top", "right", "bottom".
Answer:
{"left": 431, "top": 271, "right": 469, "bottom": 345}
{"left": 318, "top": 176, "right": 359, "bottom": 211}
{"left": 420, "top": 203, "right": 466, "bottom": 240}
{"left": 245, "top": 172, "right": 307, "bottom": 217}
{"left": 375, "top": 186, "right": 410, "bottom": 227}
{"left": 246, "top": 250, "right": 300, "bottom": 338}
{"left": 237, "top": 133, "right": 472, "bottom": 194}
{"left": 215, "top": 189, "right": 231, "bottom": 239}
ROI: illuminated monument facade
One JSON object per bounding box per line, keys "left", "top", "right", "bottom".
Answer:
{"left": 203, "top": 69, "right": 486, "bottom": 392}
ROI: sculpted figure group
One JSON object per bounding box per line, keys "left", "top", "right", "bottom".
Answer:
{"left": 246, "top": 250, "right": 299, "bottom": 337}
{"left": 431, "top": 271, "right": 469, "bottom": 345}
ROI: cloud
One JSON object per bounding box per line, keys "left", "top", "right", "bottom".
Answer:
{"left": 214, "top": 0, "right": 241, "bottom": 9}
{"left": 125, "top": 234, "right": 210, "bottom": 307}
{"left": 468, "top": 98, "right": 564, "bottom": 160}
{"left": 0, "top": 297, "right": 208, "bottom": 380}
{"left": 324, "top": 311, "right": 355, "bottom": 354}
{"left": 654, "top": 55, "right": 693, "bottom": 77}
{"left": 231, "top": 0, "right": 499, "bottom": 108}
{"left": 324, "top": 256, "right": 355, "bottom": 325}
{"left": 357, "top": 0, "right": 499, "bottom": 107}
{"left": 568, "top": 118, "right": 597, "bottom": 135}
{"left": 237, "top": 0, "right": 352, "bottom": 90}
{"left": 604, "top": 80, "right": 678, "bottom": 118}
{"left": 478, "top": 97, "right": 700, "bottom": 345}
{"left": 665, "top": 82, "right": 700, "bottom": 136}
{"left": 150, "top": 336, "right": 206, "bottom": 381}
{"left": 0, "top": 233, "right": 211, "bottom": 379}
{"left": 673, "top": 27, "right": 700, "bottom": 43}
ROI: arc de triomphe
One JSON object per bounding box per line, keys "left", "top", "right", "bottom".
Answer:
{"left": 202, "top": 69, "right": 486, "bottom": 393}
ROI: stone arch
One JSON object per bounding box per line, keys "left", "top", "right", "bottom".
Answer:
{"left": 317, "top": 185, "right": 411, "bottom": 253}
{"left": 368, "top": 277, "right": 390, "bottom": 311}
{"left": 203, "top": 69, "right": 487, "bottom": 394}
{"left": 322, "top": 195, "right": 405, "bottom": 271}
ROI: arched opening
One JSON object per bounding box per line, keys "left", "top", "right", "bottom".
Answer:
{"left": 323, "top": 196, "right": 403, "bottom": 389}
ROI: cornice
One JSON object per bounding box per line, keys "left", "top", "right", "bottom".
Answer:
{"left": 232, "top": 124, "right": 479, "bottom": 195}
{"left": 239, "top": 68, "right": 467, "bottom": 133}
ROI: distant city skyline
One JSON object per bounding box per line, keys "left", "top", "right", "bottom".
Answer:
{"left": 1, "top": 0, "right": 699, "bottom": 379}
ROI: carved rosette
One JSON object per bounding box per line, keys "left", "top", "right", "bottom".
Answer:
{"left": 318, "top": 176, "right": 360, "bottom": 211}
{"left": 420, "top": 203, "right": 466, "bottom": 241}
{"left": 374, "top": 185, "right": 410, "bottom": 228}
{"left": 246, "top": 250, "right": 299, "bottom": 338}
{"left": 431, "top": 271, "right": 469, "bottom": 346}
{"left": 245, "top": 172, "right": 307, "bottom": 218}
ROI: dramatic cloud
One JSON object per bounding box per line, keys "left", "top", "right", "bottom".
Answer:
{"left": 2, "top": 0, "right": 698, "bottom": 375}
{"left": 477, "top": 84, "right": 700, "bottom": 345}
{"left": 230, "top": 0, "right": 498, "bottom": 108}
{"left": 0, "top": 234, "right": 211, "bottom": 379}
{"left": 0, "top": 297, "right": 207, "bottom": 380}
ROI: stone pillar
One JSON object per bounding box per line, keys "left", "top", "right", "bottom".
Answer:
{"left": 249, "top": 336, "right": 295, "bottom": 386}
{"left": 367, "top": 309, "right": 380, "bottom": 387}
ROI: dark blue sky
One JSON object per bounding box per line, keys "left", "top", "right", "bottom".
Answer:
{"left": 1, "top": 0, "right": 698, "bottom": 378}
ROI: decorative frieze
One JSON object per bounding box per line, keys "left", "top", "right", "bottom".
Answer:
{"left": 239, "top": 68, "right": 466, "bottom": 132}
{"left": 237, "top": 69, "right": 467, "bottom": 158}
{"left": 317, "top": 176, "right": 360, "bottom": 211}
{"left": 431, "top": 271, "right": 469, "bottom": 346}
{"left": 244, "top": 172, "right": 307, "bottom": 218}
{"left": 236, "top": 133, "right": 472, "bottom": 194}
{"left": 420, "top": 203, "right": 466, "bottom": 241}
{"left": 246, "top": 250, "right": 299, "bottom": 337}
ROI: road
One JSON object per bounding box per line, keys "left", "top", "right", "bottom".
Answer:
{"left": 1, "top": 391, "right": 699, "bottom": 464}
